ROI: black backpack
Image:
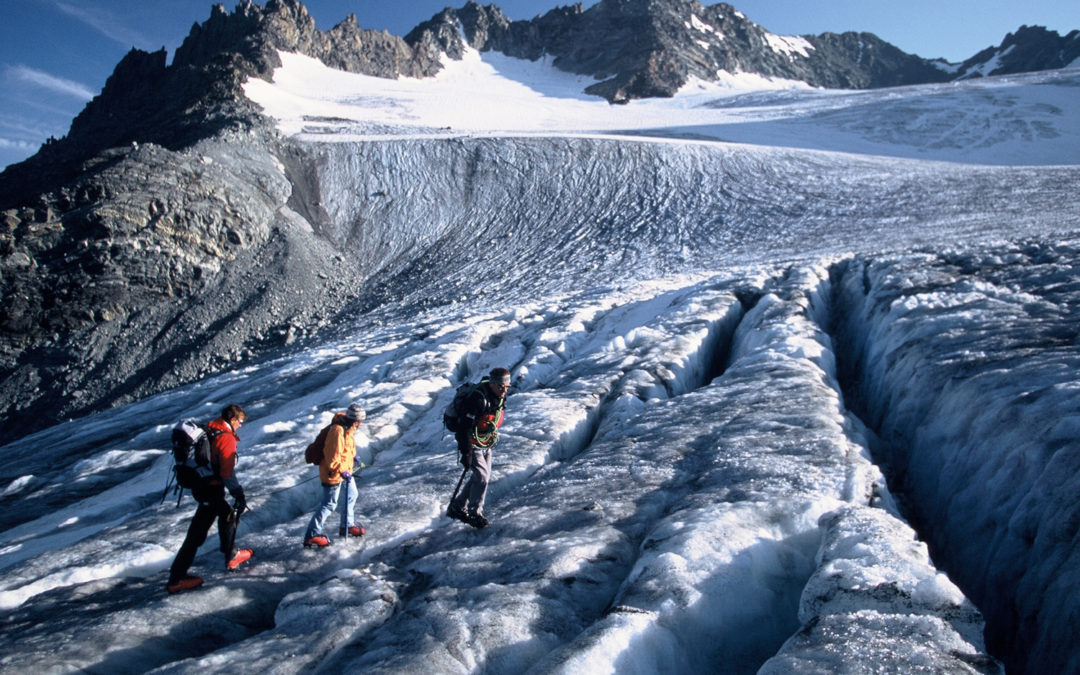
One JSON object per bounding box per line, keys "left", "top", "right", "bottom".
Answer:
{"left": 442, "top": 380, "right": 486, "bottom": 433}
{"left": 171, "top": 419, "right": 218, "bottom": 488}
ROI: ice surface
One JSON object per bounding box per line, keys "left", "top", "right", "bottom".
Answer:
{"left": 833, "top": 245, "right": 1080, "bottom": 673}
{"left": 2, "top": 46, "right": 1079, "bottom": 674}
{"left": 760, "top": 506, "right": 1000, "bottom": 674}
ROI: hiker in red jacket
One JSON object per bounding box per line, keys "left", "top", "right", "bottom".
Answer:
{"left": 166, "top": 404, "right": 254, "bottom": 594}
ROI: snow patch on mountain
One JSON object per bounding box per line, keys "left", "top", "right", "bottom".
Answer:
{"left": 963, "top": 44, "right": 1018, "bottom": 79}
{"left": 764, "top": 33, "right": 814, "bottom": 59}
{"left": 689, "top": 14, "right": 718, "bottom": 36}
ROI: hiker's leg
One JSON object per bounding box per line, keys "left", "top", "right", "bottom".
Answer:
{"left": 342, "top": 476, "right": 358, "bottom": 530}
{"left": 169, "top": 502, "right": 215, "bottom": 581}
{"left": 450, "top": 432, "right": 473, "bottom": 512}
{"left": 463, "top": 447, "right": 492, "bottom": 515}
{"left": 213, "top": 494, "right": 237, "bottom": 559}
{"left": 305, "top": 482, "right": 341, "bottom": 538}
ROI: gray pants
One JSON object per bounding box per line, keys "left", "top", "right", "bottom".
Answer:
{"left": 452, "top": 433, "right": 491, "bottom": 516}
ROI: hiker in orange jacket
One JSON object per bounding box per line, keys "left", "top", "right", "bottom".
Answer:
{"left": 303, "top": 404, "right": 365, "bottom": 547}
{"left": 167, "top": 403, "right": 253, "bottom": 594}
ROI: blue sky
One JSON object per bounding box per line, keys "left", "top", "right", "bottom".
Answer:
{"left": 1, "top": 0, "right": 1077, "bottom": 171}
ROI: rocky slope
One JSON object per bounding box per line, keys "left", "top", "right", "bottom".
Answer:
{"left": 0, "top": 133, "right": 372, "bottom": 441}
{"left": 0, "top": 0, "right": 457, "bottom": 441}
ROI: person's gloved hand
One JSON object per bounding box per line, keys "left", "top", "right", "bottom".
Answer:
{"left": 233, "top": 496, "right": 247, "bottom": 514}
{"left": 459, "top": 451, "right": 472, "bottom": 469}
{"left": 340, "top": 471, "right": 352, "bottom": 481}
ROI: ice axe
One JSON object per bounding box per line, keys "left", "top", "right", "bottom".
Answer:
{"left": 225, "top": 504, "right": 244, "bottom": 558}
{"left": 448, "top": 467, "right": 468, "bottom": 511}
{"left": 160, "top": 469, "right": 176, "bottom": 505}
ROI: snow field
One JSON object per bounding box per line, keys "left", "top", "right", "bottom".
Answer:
{"left": 300, "top": 134, "right": 1080, "bottom": 327}
{"left": 245, "top": 50, "right": 1080, "bottom": 165}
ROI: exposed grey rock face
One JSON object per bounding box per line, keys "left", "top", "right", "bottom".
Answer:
{"left": 0, "top": 0, "right": 440, "bottom": 440}
{"left": 0, "top": 133, "right": 367, "bottom": 440}
{"left": 0, "top": 0, "right": 447, "bottom": 203}
{"left": 800, "top": 32, "right": 952, "bottom": 89}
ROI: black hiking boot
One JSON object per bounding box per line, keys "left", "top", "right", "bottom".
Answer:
{"left": 465, "top": 512, "right": 489, "bottom": 529}
{"left": 447, "top": 504, "right": 469, "bottom": 523}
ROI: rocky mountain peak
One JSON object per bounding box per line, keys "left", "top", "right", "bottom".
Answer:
{"left": 0, "top": 0, "right": 443, "bottom": 205}
{"left": 957, "top": 24, "right": 1080, "bottom": 78}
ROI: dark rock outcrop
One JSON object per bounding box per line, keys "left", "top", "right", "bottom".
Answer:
{"left": 0, "top": 0, "right": 409, "bottom": 441}
{"left": 955, "top": 25, "right": 1080, "bottom": 79}
{"left": 0, "top": 0, "right": 447, "bottom": 205}
{"left": 800, "top": 32, "right": 952, "bottom": 89}
{"left": 0, "top": 135, "right": 367, "bottom": 441}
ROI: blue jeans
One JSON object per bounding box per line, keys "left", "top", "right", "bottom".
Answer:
{"left": 305, "top": 478, "right": 357, "bottom": 538}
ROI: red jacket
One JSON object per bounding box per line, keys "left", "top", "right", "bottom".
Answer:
{"left": 207, "top": 417, "right": 240, "bottom": 480}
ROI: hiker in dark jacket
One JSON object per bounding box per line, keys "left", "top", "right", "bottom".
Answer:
{"left": 448, "top": 368, "right": 510, "bottom": 529}
{"left": 167, "top": 404, "right": 253, "bottom": 594}
{"left": 303, "top": 404, "right": 366, "bottom": 548}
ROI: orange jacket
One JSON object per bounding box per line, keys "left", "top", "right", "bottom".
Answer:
{"left": 319, "top": 413, "right": 357, "bottom": 485}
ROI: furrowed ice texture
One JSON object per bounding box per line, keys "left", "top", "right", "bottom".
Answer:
{"left": 834, "top": 247, "right": 1080, "bottom": 675}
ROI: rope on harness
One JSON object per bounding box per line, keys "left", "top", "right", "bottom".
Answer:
{"left": 472, "top": 424, "right": 499, "bottom": 448}
{"left": 471, "top": 396, "right": 505, "bottom": 448}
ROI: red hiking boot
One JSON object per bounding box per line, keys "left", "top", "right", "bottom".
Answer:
{"left": 227, "top": 548, "right": 254, "bottom": 571}
{"left": 304, "top": 535, "right": 331, "bottom": 548}
{"left": 166, "top": 575, "right": 204, "bottom": 594}
{"left": 339, "top": 525, "right": 365, "bottom": 537}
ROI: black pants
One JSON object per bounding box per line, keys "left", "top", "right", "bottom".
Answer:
{"left": 169, "top": 482, "right": 237, "bottom": 582}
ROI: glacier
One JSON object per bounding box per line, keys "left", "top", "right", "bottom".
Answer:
{"left": 0, "top": 47, "right": 1079, "bottom": 674}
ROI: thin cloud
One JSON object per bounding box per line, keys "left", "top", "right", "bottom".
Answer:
{"left": 0, "top": 112, "right": 59, "bottom": 137}
{"left": 7, "top": 65, "right": 96, "bottom": 100}
{"left": 54, "top": 1, "right": 153, "bottom": 50}
{"left": 0, "top": 137, "right": 39, "bottom": 151}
